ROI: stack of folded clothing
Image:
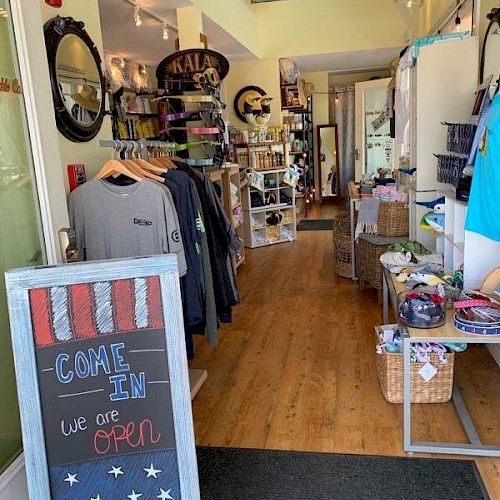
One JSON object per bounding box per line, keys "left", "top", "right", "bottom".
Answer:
{"left": 372, "top": 184, "right": 407, "bottom": 202}
{"left": 380, "top": 240, "right": 444, "bottom": 274}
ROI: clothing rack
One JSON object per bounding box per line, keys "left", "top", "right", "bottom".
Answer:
{"left": 99, "top": 139, "right": 177, "bottom": 161}
{"left": 96, "top": 138, "right": 210, "bottom": 398}
{"left": 99, "top": 139, "right": 177, "bottom": 150}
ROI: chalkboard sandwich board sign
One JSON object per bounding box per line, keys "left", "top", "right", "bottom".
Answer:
{"left": 5, "top": 255, "right": 200, "bottom": 500}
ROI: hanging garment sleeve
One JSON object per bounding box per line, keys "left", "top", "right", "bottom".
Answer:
{"left": 161, "top": 187, "right": 188, "bottom": 276}
{"left": 68, "top": 181, "right": 89, "bottom": 261}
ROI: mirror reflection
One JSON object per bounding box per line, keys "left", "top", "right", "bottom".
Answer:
{"left": 483, "top": 19, "right": 500, "bottom": 84}
{"left": 56, "top": 34, "right": 102, "bottom": 126}
{"left": 318, "top": 125, "right": 339, "bottom": 199}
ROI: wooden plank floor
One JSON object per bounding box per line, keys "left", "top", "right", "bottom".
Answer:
{"left": 190, "top": 202, "right": 500, "bottom": 498}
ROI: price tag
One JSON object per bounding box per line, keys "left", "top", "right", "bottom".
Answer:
{"left": 419, "top": 362, "right": 438, "bottom": 382}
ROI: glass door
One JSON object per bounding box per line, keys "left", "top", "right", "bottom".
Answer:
{"left": 0, "top": 0, "right": 45, "bottom": 472}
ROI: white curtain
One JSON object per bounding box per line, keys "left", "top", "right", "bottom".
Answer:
{"left": 330, "top": 84, "right": 355, "bottom": 198}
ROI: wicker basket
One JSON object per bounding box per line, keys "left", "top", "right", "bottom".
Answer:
{"left": 356, "top": 236, "right": 392, "bottom": 291}
{"left": 374, "top": 328, "right": 454, "bottom": 404}
{"left": 332, "top": 213, "right": 350, "bottom": 234}
{"left": 332, "top": 213, "right": 353, "bottom": 278}
{"left": 333, "top": 233, "right": 352, "bottom": 278}
{"left": 378, "top": 202, "right": 409, "bottom": 237}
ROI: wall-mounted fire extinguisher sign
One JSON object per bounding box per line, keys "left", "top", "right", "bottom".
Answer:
{"left": 67, "top": 164, "right": 86, "bottom": 192}
{"left": 45, "top": 0, "right": 62, "bottom": 7}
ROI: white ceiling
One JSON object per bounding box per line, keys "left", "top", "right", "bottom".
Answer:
{"left": 98, "top": 0, "right": 255, "bottom": 67}
{"left": 292, "top": 46, "right": 403, "bottom": 74}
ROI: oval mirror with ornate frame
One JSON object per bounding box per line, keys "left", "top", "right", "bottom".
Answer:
{"left": 44, "top": 16, "right": 106, "bottom": 142}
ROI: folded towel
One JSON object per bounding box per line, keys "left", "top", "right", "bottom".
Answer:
{"left": 355, "top": 198, "right": 380, "bottom": 240}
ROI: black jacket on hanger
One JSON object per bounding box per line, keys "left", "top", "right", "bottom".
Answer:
{"left": 175, "top": 161, "right": 239, "bottom": 321}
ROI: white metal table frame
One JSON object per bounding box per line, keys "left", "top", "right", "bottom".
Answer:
{"left": 383, "top": 269, "right": 500, "bottom": 457}
{"left": 349, "top": 193, "right": 358, "bottom": 280}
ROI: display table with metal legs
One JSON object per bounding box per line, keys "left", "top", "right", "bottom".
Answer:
{"left": 383, "top": 268, "right": 500, "bottom": 458}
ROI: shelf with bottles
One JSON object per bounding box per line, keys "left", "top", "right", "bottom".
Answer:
{"left": 112, "top": 89, "right": 162, "bottom": 140}
{"left": 235, "top": 142, "right": 289, "bottom": 171}
{"left": 114, "top": 118, "right": 160, "bottom": 141}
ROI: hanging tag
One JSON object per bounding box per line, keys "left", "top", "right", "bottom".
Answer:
{"left": 382, "top": 328, "right": 395, "bottom": 343}
{"left": 419, "top": 362, "right": 438, "bottom": 382}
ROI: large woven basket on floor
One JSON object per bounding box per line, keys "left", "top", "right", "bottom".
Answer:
{"left": 332, "top": 213, "right": 353, "bottom": 278}
{"left": 333, "top": 233, "right": 351, "bottom": 278}
{"left": 377, "top": 202, "right": 409, "bottom": 237}
{"left": 356, "top": 235, "right": 406, "bottom": 291}
{"left": 374, "top": 328, "right": 454, "bottom": 404}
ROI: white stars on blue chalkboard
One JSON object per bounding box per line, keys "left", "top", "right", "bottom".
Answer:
{"left": 108, "top": 465, "right": 124, "bottom": 478}
{"left": 58, "top": 456, "right": 178, "bottom": 499}
{"left": 157, "top": 488, "right": 174, "bottom": 499}
{"left": 127, "top": 490, "right": 143, "bottom": 500}
{"left": 64, "top": 472, "right": 79, "bottom": 486}
{"left": 144, "top": 463, "right": 163, "bottom": 479}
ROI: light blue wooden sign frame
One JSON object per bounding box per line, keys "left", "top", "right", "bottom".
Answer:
{"left": 5, "top": 255, "right": 200, "bottom": 500}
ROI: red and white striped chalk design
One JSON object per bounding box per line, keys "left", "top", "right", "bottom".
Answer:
{"left": 29, "top": 277, "right": 165, "bottom": 347}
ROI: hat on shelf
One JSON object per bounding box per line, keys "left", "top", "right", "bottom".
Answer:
{"left": 71, "top": 84, "right": 100, "bottom": 112}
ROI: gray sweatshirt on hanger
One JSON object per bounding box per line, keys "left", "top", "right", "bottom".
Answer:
{"left": 69, "top": 178, "right": 187, "bottom": 276}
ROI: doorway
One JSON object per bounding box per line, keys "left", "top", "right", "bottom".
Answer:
{"left": 0, "top": 0, "right": 45, "bottom": 473}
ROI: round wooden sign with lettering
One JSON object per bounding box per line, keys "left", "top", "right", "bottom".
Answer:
{"left": 156, "top": 49, "right": 229, "bottom": 91}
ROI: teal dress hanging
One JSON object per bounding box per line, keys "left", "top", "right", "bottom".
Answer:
{"left": 465, "top": 94, "right": 500, "bottom": 241}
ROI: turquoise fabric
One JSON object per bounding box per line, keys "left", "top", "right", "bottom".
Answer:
{"left": 411, "top": 32, "right": 470, "bottom": 61}
{"left": 465, "top": 94, "right": 500, "bottom": 241}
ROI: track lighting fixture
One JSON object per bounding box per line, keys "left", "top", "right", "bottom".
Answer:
{"left": 126, "top": 0, "right": 175, "bottom": 40}
{"left": 455, "top": 0, "right": 461, "bottom": 31}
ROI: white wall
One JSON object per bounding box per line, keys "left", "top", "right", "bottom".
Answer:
{"left": 222, "top": 58, "right": 282, "bottom": 129}
{"left": 41, "top": 0, "right": 112, "bottom": 187}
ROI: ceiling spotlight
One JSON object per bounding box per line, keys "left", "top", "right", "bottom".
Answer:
{"left": 335, "top": 94, "right": 339, "bottom": 104}
{"left": 162, "top": 24, "right": 169, "bottom": 40}
{"left": 407, "top": 0, "right": 413, "bottom": 7}
{"left": 133, "top": 3, "right": 142, "bottom": 26}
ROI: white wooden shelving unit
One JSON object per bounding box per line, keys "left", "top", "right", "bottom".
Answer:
{"left": 242, "top": 168, "right": 297, "bottom": 248}
{"left": 222, "top": 164, "right": 245, "bottom": 269}
{"left": 208, "top": 165, "right": 246, "bottom": 270}
{"left": 397, "top": 36, "right": 500, "bottom": 366}
{"left": 435, "top": 188, "right": 467, "bottom": 272}
{"left": 397, "top": 36, "right": 479, "bottom": 251}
